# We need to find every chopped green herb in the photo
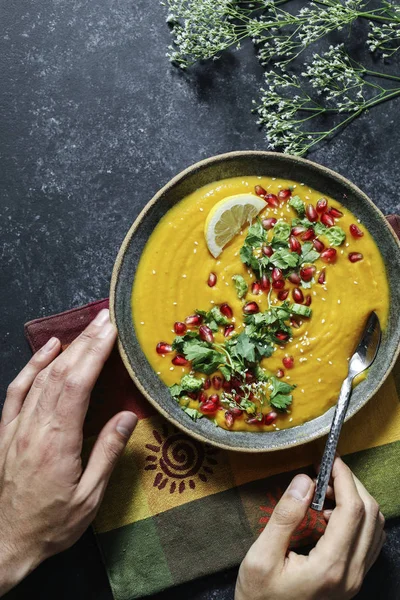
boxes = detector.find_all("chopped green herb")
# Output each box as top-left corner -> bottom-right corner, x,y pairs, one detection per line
289,195 -> 306,217
268,375 -> 295,412
183,340 -> 225,374
271,247 -> 300,269
172,330 -> 199,352
292,217 -> 313,230
272,221 -> 291,244
325,225 -> 346,246
290,303 -> 312,318
181,406 -> 204,421
300,242 -> 320,264
270,394 -> 293,411
180,374 -> 203,393
314,222 -> 328,236
232,274 -> 249,299
244,219 -> 265,247
196,306 -> 229,331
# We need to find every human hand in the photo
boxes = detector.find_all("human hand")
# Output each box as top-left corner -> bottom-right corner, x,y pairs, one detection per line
0,309 -> 137,596
235,457 -> 385,600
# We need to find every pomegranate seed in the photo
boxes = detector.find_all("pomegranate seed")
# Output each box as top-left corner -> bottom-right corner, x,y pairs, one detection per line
198,391 -> 208,403
230,407 -> 243,417
203,378 -> 211,390
174,321 -> 187,335
247,415 -> 263,425
172,355 -> 189,366
320,248 -> 337,263
290,235 -> 301,254
321,212 -> 335,228
276,331 -> 289,341
278,188 -> 292,200
200,401 -> 218,414
220,303 -> 233,318
350,224 -> 364,238
243,302 -> 259,315
262,244 -> 274,257
265,193 -> 279,207
349,252 -> 363,263
252,281 -> 261,295
207,272 -> 217,287
261,274 -> 271,291
316,198 -> 328,213
212,376 -> 222,390
291,226 -> 307,236
255,185 -> 266,197
301,229 -> 315,241
328,207 -> 343,218
262,218 -> 277,230
272,267 -> 283,281
234,393 -> 242,402
225,412 -> 234,428
306,204 -> 318,222
276,369 -> 285,378
188,391 -> 198,399
272,279 -> 285,290
292,287 -> 304,303
288,272 -> 301,284
278,289 -> 289,301
185,314 -> 202,326
231,377 -> 243,390
264,411 -> 278,426
300,265 -> 316,282
312,238 -> 325,252
282,356 -> 294,369
223,380 -> 232,392
156,342 -> 172,355
245,371 -> 255,383
304,295 -> 312,306
199,325 -> 214,344
318,269 -> 326,284
290,317 -> 300,328
224,324 -> 235,337
209,394 -> 220,405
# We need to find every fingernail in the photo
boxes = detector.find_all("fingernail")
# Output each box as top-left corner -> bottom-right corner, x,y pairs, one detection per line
116,413 -> 138,438
288,475 -> 312,500
42,337 -> 59,352
98,321 -> 116,339
93,308 -> 110,326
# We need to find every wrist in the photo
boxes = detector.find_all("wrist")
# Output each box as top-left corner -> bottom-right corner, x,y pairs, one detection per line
0,536 -> 41,596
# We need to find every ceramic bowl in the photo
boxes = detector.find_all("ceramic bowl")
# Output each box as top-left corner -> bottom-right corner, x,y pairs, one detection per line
110,151 -> 400,452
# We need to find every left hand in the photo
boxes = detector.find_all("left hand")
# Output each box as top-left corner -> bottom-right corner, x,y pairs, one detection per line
0,309 -> 138,596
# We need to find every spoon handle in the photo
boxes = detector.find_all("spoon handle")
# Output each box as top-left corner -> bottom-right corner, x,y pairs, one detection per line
311,376 -> 353,511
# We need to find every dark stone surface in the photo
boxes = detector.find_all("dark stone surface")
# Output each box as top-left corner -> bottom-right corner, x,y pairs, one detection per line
0,0 -> 399,598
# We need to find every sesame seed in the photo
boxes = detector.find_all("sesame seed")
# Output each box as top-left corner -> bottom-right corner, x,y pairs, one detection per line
210,300 -> 215,304
193,249 -> 197,253
318,378 -> 322,383
276,427 -> 280,431
300,348 -> 304,353
340,250 -> 344,255
170,367 -> 174,371
299,357 -> 307,363
182,274 -> 187,278
345,242 -> 349,247
286,376 -> 291,380
225,282 -> 229,286
301,389 -> 305,393
338,299 -> 341,304
173,302 -> 177,305
329,361 -> 333,365
321,319 -> 325,324
152,270 -> 156,274
357,218 -> 361,223
216,261 -> 221,265
194,241 -> 198,245
313,291 -> 317,296
305,195 -> 310,200
322,297 -> 326,301
317,358 -> 321,362
272,177 -> 276,181
234,252 -> 238,256
199,207 -> 204,212
354,281 -> 358,285
140,321 -> 144,325
289,417 -> 293,422
157,371 -> 161,375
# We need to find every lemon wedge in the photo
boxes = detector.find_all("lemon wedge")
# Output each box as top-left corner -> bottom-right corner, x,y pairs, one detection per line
204,193 -> 265,258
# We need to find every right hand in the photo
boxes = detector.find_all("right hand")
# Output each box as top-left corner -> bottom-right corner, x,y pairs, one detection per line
235,457 -> 385,600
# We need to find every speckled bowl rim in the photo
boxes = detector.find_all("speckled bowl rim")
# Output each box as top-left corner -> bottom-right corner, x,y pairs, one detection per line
110,151 -> 400,453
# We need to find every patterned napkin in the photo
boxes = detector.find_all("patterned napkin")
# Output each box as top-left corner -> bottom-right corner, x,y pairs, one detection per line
24,215 -> 400,600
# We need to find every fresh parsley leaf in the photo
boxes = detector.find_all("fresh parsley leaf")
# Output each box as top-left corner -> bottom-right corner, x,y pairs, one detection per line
271,248 -> 300,269
239,245 -> 259,271
196,307 -> 229,331
254,365 -> 269,382
272,221 -> 291,244
239,398 -> 257,414
232,274 -> 249,299
270,394 -> 293,411
314,222 -> 327,236
289,195 -> 305,217
290,303 -> 312,318
301,242 -> 320,264
169,384 -> 183,398
179,374 -> 203,393
181,406 -> 204,421
292,217 -> 313,229
253,340 -> 274,358
235,333 -> 256,363
325,225 -> 346,246
172,331 -> 199,352
269,376 -> 295,397
244,219 -> 265,247
183,342 -> 225,374
219,364 -> 231,381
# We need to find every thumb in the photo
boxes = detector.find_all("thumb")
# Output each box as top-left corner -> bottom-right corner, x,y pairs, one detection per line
78,411 -> 138,501
255,474 -> 314,563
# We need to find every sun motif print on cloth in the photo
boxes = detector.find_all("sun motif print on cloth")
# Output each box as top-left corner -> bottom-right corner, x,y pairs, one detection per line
144,423 -> 219,494
259,485 -> 326,547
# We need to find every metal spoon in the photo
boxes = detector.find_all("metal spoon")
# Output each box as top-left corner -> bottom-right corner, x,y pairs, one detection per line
311,311 -> 381,512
